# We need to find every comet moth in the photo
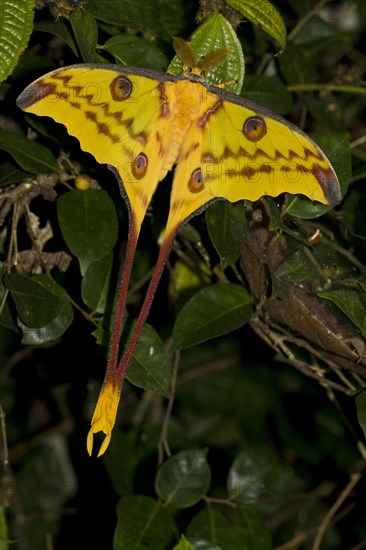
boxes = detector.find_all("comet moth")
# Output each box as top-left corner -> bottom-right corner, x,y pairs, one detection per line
17,38 -> 341,456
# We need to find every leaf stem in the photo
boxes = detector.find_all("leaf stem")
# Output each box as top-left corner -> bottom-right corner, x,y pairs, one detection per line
287,83 -> 366,95
287,0 -> 329,40
157,350 -> 180,466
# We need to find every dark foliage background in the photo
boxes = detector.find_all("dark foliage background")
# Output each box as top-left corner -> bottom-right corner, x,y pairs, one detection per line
0,0 -> 366,549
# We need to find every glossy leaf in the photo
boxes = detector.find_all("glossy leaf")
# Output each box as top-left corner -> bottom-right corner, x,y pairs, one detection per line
87,0 -> 161,30
0,0 -> 35,82
232,506 -> 271,549
57,189 -> 118,276
159,0 -> 185,36
5,273 -> 73,344
155,449 -> 211,508
186,540 -> 222,550
70,8 -> 98,62
186,498 -> 270,548
187,506 -> 270,549
206,201 -> 248,270
33,20 -> 78,56
274,249 -> 320,285
81,253 -> 113,313
113,495 -> 177,550
0,132 -> 59,174
102,427 -> 160,495
20,308 -> 72,347
186,509 -> 237,548
0,162 -> 30,187
319,287 -> 366,340
172,284 -> 253,350
6,273 -> 64,328
173,536 -> 197,550
225,0 -> 286,49
227,446 -> 294,504
168,13 -> 245,94
103,35 -> 168,70
127,323 -> 172,397
283,133 -> 350,218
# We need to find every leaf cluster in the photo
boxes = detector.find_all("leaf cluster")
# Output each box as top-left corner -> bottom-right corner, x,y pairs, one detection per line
0,1 -> 366,549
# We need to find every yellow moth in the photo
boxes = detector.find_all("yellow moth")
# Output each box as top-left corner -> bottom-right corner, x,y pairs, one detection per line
17,41 -> 340,456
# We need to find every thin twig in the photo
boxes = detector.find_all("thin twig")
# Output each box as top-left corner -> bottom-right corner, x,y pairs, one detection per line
132,391 -> 154,426
157,351 -> 180,466
177,352 -> 240,385
288,0 -> 331,40
203,495 -> 236,508
0,404 -> 9,472
313,472 -> 362,550
349,541 -> 366,550
287,83 -> 366,95
45,533 -> 54,550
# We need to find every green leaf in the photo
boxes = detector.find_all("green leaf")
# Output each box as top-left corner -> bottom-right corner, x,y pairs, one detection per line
0,0 -> 35,83
278,42 -> 312,84
242,75 -> 293,115
113,495 -> 178,550
172,284 -> 253,350
6,273 -> 63,328
305,94 -> 345,133
81,253 -> 113,313
57,189 -> 118,276
227,446 -> 294,504
283,134 -> 350,219
168,13 -> 245,94
206,201 -> 248,270
0,132 -> 59,174
102,427 -> 160,495
159,0 -> 185,36
186,540 -> 222,550
11,51 -> 54,79
168,257 -> 211,304
318,287 -> 366,340
70,8 -> 98,62
0,162 -> 30,187
225,0 -> 286,49
292,15 -> 339,50
87,0 -> 161,30
0,504 -> 8,550
356,392 -> 366,441
0,263 -> 18,332
176,366 -> 273,445
155,449 -> 211,508
16,433 -> 77,514
127,323 -> 172,397
187,509 -> 237,548
187,507 -> 271,549
5,273 -> 73,344
232,506 -> 271,549
33,20 -> 78,56
274,249 -> 320,284
103,35 -> 168,70
173,536 -> 197,550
